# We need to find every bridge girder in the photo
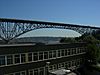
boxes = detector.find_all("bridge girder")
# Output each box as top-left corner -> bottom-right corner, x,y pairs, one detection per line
0,18 -> 100,43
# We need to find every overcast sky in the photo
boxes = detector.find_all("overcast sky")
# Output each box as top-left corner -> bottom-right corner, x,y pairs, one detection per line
0,0 -> 100,37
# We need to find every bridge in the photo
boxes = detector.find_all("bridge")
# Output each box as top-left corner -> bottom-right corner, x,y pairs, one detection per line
0,18 -> 100,43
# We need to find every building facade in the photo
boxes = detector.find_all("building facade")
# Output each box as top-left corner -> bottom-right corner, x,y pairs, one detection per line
0,43 -> 86,75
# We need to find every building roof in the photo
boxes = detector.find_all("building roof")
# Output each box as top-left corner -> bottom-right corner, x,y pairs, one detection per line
0,42 -> 86,47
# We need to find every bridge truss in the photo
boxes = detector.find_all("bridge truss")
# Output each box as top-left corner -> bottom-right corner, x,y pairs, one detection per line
0,18 -> 100,43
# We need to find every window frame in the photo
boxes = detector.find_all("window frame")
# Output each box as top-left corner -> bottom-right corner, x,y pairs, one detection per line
0,55 -> 6,66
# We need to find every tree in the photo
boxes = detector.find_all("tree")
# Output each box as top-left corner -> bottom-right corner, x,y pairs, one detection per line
60,37 -> 76,43
92,30 -> 100,40
87,44 -> 100,64
82,34 -> 100,65
82,35 -> 100,44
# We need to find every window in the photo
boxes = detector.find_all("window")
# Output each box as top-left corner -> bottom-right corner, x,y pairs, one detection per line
0,56 -> 5,66
28,53 -> 33,62
67,61 -> 71,67
57,64 -> 59,69
33,52 -> 38,61
7,55 -> 13,65
29,70 -> 33,75
72,49 -> 75,55
53,65 -> 57,70
15,72 -> 20,75
75,48 -> 78,54
80,58 -> 83,64
34,69 -> 38,75
57,50 -> 61,57
49,65 -> 53,71
44,52 -> 48,59
81,48 -> 85,52
39,67 -> 44,75
81,48 -> 84,53
52,51 -> 56,58
77,58 -> 83,65
82,48 -> 85,52
58,63 -> 61,69
77,48 -> 81,53
14,54 -> 20,64
21,71 -> 26,75
39,52 -> 43,60
65,62 -> 67,68
70,49 -> 72,55
79,48 -> 82,53
67,49 -> 70,55
65,49 -> 67,56
21,54 -> 26,63
72,60 -> 75,66
61,63 -> 65,68
49,51 -> 52,58
74,49 -> 77,54
61,50 -> 64,56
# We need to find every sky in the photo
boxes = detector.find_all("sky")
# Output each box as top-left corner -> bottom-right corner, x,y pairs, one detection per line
0,0 -> 100,37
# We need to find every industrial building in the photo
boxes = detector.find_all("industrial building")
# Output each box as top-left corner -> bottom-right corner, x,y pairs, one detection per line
0,43 -> 86,75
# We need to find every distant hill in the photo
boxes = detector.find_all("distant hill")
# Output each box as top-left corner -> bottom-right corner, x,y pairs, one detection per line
9,37 -> 62,44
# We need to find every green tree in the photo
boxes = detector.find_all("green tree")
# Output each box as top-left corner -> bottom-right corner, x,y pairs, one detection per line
75,33 -> 100,65
87,44 -> 100,64
82,35 -> 100,65
82,35 -> 99,44
60,37 -> 76,43
92,30 -> 100,40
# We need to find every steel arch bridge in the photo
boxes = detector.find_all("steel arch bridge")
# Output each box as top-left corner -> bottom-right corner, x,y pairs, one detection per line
0,18 -> 100,43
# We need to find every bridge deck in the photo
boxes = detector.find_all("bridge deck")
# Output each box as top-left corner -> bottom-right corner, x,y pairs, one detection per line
0,18 -> 100,29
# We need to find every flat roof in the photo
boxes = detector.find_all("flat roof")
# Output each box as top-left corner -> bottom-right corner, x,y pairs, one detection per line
0,42 -> 86,47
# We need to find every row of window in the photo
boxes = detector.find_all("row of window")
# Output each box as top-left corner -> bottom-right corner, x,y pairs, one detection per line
0,47 -> 86,67
28,58 -> 84,75
4,58 -> 84,75
5,71 -> 26,75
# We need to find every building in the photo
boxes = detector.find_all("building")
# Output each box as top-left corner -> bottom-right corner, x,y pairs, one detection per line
0,43 -> 86,75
